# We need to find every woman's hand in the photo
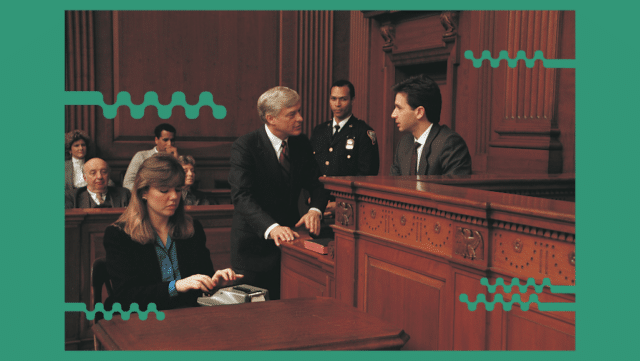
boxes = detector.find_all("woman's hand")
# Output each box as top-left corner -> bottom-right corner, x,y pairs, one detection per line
212,268 -> 244,288
175,274 -> 216,293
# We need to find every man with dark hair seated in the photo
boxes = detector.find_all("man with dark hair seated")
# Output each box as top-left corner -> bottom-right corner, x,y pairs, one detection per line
390,74 -> 472,176
123,123 -> 178,190
65,158 -> 131,209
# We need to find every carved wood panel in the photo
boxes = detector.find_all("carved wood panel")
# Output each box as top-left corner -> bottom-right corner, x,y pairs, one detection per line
491,229 -> 575,285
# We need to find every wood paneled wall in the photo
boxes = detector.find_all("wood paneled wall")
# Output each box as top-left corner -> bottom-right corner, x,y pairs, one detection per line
295,11 -> 333,136
65,11 -> 96,136
362,11 -> 574,175
65,10 -> 575,187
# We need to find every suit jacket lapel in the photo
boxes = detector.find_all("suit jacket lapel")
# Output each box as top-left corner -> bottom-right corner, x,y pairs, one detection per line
419,124 -> 441,175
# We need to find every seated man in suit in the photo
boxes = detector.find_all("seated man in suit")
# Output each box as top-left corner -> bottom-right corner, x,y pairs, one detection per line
65,158 -> 131,209
229,86 -> 329,300
123,123 -> 179,190
390,75 -> 472,176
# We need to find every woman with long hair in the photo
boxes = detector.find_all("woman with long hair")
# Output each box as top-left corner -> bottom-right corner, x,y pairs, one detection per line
103,153 -> 241,310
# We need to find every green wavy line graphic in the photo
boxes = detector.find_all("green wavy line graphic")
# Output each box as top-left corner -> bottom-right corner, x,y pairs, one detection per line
65,302 -> 165,321
480,277 -> 575,294
464,50 -> 576,68
63,91 -> 227,119
459,293 -> 540,311
458,294 -> 575,312
459,277 -> 576,312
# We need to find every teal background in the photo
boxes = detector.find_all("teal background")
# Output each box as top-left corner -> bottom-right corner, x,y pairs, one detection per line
1,0 -> 637,358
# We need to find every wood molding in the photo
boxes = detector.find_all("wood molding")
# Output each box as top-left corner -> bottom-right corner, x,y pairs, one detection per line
65,11 -> 96,136
296,10 -> 334,136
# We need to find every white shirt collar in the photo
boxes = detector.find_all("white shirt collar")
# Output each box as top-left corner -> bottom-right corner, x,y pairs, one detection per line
332,115 -> 352,133
413,124 -> 434,174
264,124 -> 287,156
414,123 -> 433,145
86,188 -> 108,205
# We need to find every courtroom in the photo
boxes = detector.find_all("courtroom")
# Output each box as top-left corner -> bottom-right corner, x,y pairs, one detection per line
65,10 -> 575,351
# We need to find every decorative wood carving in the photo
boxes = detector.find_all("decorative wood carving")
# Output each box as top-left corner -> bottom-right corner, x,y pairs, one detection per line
380,24 -> 395,52
338,202 -> 354,227
513,238 -> 523,253
328,241 -> 335,260
440,11 -> 459,41
493,232 -> 575,285
454,227 -> 484,260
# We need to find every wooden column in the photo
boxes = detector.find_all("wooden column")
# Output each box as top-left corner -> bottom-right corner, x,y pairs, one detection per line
65,11 -> 96,136
349,11 -> 371,121
295,11 -> 334,136
488,11 -> 564,174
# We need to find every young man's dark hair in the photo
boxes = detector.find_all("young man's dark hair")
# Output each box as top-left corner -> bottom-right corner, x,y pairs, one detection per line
154,123 -> 177,138
331,79 -> 355,99
392,75 -> 442,124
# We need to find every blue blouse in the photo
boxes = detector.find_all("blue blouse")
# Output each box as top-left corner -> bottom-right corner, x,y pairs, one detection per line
154,235 -> 182,297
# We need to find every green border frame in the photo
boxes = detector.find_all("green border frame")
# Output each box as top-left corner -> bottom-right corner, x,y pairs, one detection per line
2,0 -> 638,359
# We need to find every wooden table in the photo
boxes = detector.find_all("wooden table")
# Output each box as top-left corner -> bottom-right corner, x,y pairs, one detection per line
93,297 -> 409,350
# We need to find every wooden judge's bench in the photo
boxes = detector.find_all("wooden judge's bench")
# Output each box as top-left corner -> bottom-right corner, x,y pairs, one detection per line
280,174 -> 575,351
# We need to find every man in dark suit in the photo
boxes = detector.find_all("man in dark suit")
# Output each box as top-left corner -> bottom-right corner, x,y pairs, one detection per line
390,75 -> 472,176
311,79 -> 379,178
229,86 -> 328,300
65,158 -> 131,209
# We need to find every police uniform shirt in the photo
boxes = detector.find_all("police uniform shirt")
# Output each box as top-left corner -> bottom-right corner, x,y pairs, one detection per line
310,115 -> 380,177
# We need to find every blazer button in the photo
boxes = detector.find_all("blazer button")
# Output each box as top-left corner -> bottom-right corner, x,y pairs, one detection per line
329,147 -> 333,152
325,161 -> 330,165
347,155 -> 351,159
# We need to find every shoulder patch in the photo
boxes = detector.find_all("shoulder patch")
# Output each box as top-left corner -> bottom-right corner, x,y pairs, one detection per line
367,130 -> 377,145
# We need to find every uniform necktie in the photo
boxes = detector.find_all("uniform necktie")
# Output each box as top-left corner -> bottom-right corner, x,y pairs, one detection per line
332,125 -> 340,140
279,140 -> 290,177
96,192 -> 104,205
409,142 -> 420,175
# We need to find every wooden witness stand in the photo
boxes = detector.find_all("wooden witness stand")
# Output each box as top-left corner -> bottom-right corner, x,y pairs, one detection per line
67,174 -> 574,350
280,174 -> 575,350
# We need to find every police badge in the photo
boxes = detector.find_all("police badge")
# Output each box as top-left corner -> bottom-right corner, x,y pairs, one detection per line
367,130 -> 377,145
346,138 -> 355,150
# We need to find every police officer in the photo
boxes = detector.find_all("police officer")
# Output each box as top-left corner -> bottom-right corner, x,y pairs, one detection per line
311,79 -> 380,179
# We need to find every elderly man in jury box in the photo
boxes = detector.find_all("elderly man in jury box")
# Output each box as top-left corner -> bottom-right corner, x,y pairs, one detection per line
65,158 -> 131,209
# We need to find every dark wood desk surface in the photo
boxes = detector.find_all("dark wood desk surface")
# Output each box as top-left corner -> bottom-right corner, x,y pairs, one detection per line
93,297 -> 409,350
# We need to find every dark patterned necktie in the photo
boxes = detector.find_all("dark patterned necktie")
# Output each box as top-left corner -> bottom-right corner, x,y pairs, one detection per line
279,140 -> 290,177
409,142 -> 420,175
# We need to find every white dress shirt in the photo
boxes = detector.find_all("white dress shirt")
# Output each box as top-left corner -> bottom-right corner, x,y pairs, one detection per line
413,124 -> 433,174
